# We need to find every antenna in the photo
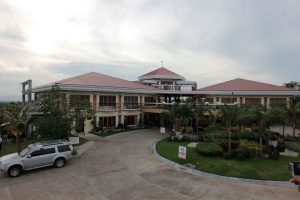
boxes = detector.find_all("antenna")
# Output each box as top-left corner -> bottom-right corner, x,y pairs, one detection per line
161,60 -> 164,68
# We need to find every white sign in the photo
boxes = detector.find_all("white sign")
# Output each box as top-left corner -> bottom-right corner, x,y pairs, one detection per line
69,137 -> 79,145
178,146 -> 186,159
160,127 -> 166,134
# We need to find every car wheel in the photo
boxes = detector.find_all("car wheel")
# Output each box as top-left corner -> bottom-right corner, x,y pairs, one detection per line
8,166 -> 22,177
54,158 -> 66,168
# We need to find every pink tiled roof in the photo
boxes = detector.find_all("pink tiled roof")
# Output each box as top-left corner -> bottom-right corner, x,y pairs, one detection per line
56,72 -> 157,90
141,67 -> 181,77
199,78 -> 293,91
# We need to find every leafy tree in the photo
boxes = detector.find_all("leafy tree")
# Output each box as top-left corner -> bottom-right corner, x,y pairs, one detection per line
35,86 -> 72,139
3,102 -> 27,153
284,81 -> 299,89
70,100 -> 93,133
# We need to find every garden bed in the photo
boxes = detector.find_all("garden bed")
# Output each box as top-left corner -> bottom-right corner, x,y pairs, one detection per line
91,127 -> 145,137
156,139 -> 300,181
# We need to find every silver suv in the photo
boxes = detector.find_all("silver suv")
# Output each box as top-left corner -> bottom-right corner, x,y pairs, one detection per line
0,140 -> 73,177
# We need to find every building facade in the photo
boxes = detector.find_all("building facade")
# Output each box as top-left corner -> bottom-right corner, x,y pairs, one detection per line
27,67 -> 300,133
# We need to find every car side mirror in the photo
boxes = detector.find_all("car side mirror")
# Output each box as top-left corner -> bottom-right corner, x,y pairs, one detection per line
27,155 -> 32,158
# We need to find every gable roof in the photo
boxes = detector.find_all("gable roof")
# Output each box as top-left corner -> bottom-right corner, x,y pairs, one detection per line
33,72 -> 159,93
55,72 -> 157,89
199,78 -> 293,91
139,67 -> 185,80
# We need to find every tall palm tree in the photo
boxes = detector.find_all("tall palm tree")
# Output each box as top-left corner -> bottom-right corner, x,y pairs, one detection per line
288,101 -> 300,137
220,105 -> 239,153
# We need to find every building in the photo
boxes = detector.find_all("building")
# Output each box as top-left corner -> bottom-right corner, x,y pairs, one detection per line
27,67 -> 300,133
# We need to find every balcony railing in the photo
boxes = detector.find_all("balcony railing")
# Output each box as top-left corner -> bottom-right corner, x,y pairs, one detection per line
99,103 -> 117,111
123,103 -> 139,110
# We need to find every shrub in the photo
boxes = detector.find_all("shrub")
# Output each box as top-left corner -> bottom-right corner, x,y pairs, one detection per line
237,153 -> 246,161
240,140 -> 260,152
172,136 -> 179,142
196,143 -> 223,157
270,150 -> 280,160
182,134 -> 198,142
184,127 -> 193,134
262,145 -> 274,156
222,152 -> 232,159
239,131 -> 260,142
276,141 -> 286,152
286,141 -> 300,152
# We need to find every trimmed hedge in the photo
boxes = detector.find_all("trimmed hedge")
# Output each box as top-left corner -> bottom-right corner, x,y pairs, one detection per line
196,143 -> 223,157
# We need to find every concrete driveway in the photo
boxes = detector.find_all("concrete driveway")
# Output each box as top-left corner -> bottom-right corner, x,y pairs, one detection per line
0,129 -> 299,200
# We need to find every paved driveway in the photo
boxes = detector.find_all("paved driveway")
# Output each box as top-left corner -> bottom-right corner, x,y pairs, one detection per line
0,129 -> 299,200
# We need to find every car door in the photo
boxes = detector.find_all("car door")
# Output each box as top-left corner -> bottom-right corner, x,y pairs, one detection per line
23,147 -> 56,169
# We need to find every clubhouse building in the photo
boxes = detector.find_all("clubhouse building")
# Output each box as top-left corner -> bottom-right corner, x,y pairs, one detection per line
25,67 -> 300,133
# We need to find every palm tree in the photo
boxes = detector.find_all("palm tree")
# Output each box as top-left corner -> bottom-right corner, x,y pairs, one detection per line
287,101 -> 300,137
263,105 -> 288,136
220,105 -> 239,153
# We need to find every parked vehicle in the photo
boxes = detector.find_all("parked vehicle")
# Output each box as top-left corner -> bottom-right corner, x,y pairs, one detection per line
0,140 -> 73,177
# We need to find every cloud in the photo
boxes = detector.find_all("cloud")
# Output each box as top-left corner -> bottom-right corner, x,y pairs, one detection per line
0,0 -> 300,101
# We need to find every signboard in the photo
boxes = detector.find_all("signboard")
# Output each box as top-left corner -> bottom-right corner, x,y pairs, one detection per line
69,137 -> 79,145
178,146 -> 186,159
160,127 -> 166,134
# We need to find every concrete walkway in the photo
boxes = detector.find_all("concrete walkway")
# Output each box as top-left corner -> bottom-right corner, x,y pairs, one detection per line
0,129 -> 299,200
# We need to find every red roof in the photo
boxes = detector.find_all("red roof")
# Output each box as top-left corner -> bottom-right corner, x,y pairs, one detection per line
56,72 -> 157,90
141,67 -> 181,77
199,78 -> 293,91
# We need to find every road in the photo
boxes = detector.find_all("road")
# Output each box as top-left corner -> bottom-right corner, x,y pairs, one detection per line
0,129 -> 298,200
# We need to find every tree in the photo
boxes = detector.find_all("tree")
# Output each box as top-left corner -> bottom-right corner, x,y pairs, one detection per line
35,86 -> 72,139
236,105 -> 263,131
220,105 -> 239,153
284,81 -> 299,89
287,101 -> 300,137
263,105 -> 288,136
3,102 -> 27,153
70,100 -> 93,133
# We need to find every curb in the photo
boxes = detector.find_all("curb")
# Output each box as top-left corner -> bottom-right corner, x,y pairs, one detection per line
152,142 -> 294,187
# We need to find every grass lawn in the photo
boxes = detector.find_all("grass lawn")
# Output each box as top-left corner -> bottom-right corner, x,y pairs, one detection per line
0,137 -> 88,157
156,140 -> 300,181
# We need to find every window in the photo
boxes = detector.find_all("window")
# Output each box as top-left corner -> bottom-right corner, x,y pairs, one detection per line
57,145 -> 71,152
245,98 -> 261,105
124,96 -> 139,109
221,98 -> 237,104
30,148 -> 55,157
124,115 -> 137,126
70,95 -> 90,106
204,98 -> 213,104
99,96 -> 116,106
99,116 -> 116,128
270,98 -> 286,106
144,96 -> 156,107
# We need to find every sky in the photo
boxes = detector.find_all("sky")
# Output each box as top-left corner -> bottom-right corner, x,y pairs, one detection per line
0,0 -> 300,101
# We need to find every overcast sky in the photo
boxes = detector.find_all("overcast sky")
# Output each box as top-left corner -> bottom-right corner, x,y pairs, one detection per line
0,0 -> 300,101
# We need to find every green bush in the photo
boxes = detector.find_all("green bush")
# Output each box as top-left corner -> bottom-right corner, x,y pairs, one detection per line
286,141 -> 300,152
237,153 -> 246,161
240,140 -> 260,152
222,152 -> 232,159
262,145 -> 274,156
270,150 -> 280,160
196,143 -> 223,157
276,141 -> 286,152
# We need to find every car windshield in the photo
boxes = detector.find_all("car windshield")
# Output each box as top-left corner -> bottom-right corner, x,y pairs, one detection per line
19,147 -> 31,157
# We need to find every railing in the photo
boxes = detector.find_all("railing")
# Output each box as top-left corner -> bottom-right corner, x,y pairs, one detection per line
123,103 -> 139,110
98,103 -> 117,111
156,85 -> 196,91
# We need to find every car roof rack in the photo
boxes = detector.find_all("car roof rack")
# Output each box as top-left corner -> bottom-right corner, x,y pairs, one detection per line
37,140 -> 67,146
